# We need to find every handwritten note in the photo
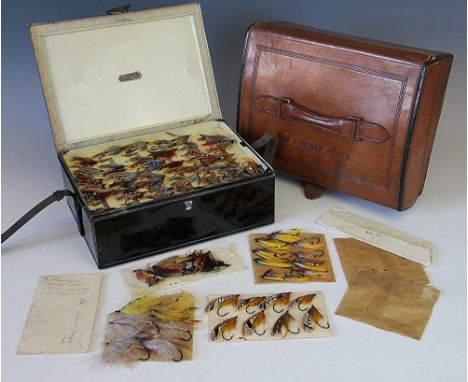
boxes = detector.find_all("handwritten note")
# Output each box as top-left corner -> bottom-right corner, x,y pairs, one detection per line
17,273 -> 104,355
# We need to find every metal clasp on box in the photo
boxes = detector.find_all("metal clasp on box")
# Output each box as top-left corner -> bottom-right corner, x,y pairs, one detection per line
184,200 -> 193,211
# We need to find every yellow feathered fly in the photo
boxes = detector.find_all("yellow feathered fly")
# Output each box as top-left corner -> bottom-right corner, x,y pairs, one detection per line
120,292 -> 195,322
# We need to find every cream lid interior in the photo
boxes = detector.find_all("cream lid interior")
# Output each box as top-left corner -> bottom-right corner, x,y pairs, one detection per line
30,4 -> 221,152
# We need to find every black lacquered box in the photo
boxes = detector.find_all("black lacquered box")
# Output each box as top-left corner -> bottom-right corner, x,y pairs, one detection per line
30,3 -> 275,268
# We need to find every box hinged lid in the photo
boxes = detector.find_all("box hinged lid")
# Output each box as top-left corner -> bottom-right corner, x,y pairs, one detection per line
30,3 -> 221,152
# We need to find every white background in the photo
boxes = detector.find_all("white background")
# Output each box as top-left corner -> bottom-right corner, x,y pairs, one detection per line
2,0 -> 466,381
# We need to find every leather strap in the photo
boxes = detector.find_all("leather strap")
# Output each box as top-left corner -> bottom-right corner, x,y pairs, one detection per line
1,189 -> 84,244
250,133 -> 278,164
255,95 -> 390,143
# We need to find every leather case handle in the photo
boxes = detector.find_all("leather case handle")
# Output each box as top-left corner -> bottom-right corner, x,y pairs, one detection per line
255,95 -> 390,143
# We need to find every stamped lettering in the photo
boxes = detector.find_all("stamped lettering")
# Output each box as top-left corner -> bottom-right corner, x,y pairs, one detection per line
285,137 -> 350,161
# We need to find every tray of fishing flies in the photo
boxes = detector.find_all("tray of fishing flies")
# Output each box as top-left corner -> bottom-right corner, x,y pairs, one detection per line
103,292 -> 197,363
206,292 -> 332,342
249,229 -> 335,283
29,4 -> 275,268
122,244 -> 244,297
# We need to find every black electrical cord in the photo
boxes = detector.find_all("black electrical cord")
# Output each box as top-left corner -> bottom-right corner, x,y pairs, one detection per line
1,190 -> 78,244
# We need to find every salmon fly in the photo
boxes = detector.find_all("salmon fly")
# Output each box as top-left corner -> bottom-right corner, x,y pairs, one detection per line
74,174 -> 104,187
82,188 -> 112,203
295,268 -> 331,279
94,145 -> 124,161
240,160 -> 264,176
200,173 -> 222,187
73,167 -> 105,177
141,339 -> 184,362
117,190 -> 146,204
292,259 -> 328,273
290,294 -> 317,311
170,174 -> 199,193
108,313 -> 193,342
154,321 -> 193,342
236,296 -> 266,314
292,255 -> 325,265
261,270 -> 289,283
255,239 -> 290,253
134,249 -> 230,287
260,270 -> 306,283
148,148 -> 177,159
270,229 -> 302,243
255,258 -> 292,269
71,156 -> 97,167
198,134 -> 234,150
183,142 -> 201,155
108,313 -> 155,331
160,160 -> 184,170
123,141 -> 147,156
102,163 -> 126,175
303,304 -> 330,330
187,250 -> 229,273
107,316 -> 153,340
191,152 -> 234,166
242,310 -> 267,336
169,174 -> 198,186
210,316 -> 237,341
215,165 -> 246,182
143,160 -> 164,171
108,171 -> 139,181
291,250 -> 324,258
103,337 -> 151,362
120,293 -> 195,320
128,152 -> 161,166
271,311 -> 300,337
168,165 -> 202,175
259,292 -> 291,313
205,294 -> 240,317
135,176 -> 165,192
151,134 -> 190,150
291,239 -> 324,250
254,249 -> 287,261
283,273 -> 316,283
109,177 -> 139,190
147,186 -> 174,199
134,269 -> 161,286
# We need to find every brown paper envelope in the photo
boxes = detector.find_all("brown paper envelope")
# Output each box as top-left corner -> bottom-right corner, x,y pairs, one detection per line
335,269 -> 440,340
334,238 -> 429,286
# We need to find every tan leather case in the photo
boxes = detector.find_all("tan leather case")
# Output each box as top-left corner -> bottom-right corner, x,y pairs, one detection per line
238,21 -> 453,210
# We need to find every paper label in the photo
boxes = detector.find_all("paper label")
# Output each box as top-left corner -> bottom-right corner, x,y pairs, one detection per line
17,273 -> 104,355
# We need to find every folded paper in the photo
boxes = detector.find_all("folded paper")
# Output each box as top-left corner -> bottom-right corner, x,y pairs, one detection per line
334,238 -> 429,285
17,273 -> 104,355
318,208 -> 433,266
335,269 -> 440,340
